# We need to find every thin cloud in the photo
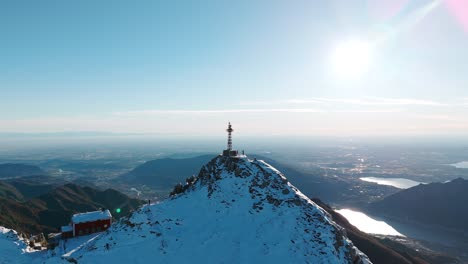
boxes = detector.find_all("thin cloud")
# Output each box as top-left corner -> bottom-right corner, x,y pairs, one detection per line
240,97 -> 448,107
413,114 -> 468,122
113,108 -> 324,116
375,98 -> 447,106
287,97 -> 448,106
237,100 -> 284,106
114,96 -> 455,118
113,107 -> 402,116
336,108 -> 403,113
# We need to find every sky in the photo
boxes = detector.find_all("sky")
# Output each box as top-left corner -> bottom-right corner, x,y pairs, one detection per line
2,0 -> 468,137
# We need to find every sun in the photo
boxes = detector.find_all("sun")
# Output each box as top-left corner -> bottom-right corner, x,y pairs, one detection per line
331,39 -> 373,79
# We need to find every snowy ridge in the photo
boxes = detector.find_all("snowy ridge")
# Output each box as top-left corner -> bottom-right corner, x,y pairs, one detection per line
1,155 -> 371,263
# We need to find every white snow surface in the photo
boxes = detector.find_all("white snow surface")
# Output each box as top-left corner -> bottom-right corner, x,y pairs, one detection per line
0,155 -> 371,264
0,226 -> 43,263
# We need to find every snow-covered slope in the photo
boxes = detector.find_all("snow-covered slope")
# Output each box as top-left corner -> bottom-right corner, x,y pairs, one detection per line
1,155 -> 371,263
0,226 -> 39,264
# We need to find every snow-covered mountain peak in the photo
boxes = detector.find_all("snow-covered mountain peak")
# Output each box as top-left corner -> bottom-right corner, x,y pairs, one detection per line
3,155 -> 371,263
58,155 -> 370,263
183,155 -> 327,213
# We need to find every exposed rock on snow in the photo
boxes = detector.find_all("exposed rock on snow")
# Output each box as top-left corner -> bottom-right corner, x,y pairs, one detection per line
0,226 -> 40,263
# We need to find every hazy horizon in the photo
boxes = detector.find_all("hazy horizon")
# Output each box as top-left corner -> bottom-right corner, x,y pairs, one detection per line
2,131 -> 468,153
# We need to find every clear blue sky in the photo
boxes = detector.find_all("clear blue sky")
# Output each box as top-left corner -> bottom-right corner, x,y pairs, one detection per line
2,0 -> 468,137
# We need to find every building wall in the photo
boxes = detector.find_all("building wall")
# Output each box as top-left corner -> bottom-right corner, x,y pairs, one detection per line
61,231 -> 73,239
73,219 -> 111,237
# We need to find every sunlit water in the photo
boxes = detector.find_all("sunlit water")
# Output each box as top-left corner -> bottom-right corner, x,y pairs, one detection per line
336,209 -> 404,236
451,161 -> 468,169
360,177 -> 422,189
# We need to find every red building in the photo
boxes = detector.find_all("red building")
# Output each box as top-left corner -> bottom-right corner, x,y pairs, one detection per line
61,209 -> 112,238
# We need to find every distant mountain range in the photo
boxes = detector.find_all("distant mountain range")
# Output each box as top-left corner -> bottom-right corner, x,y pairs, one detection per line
369,178 -> 468,231
117,154 -> 334,199
0,175 -> 66,201
119,155 -> 214,189
118,154 -> 396,206
0,178 -> 144,234
0,163 -> 45,179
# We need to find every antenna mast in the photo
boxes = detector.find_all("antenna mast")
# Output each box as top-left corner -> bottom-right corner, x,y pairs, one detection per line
226,122 -> 233,150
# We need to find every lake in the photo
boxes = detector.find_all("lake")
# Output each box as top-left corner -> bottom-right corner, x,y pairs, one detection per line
451,161 -> 468,169
335,209 -> 404,236
360,177 -> 422,189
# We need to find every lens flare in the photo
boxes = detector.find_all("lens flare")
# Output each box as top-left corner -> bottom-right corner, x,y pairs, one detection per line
368,0 -> 410,21
445,0 -> 468,32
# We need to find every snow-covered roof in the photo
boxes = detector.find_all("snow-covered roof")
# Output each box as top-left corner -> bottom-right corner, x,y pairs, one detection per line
61,226 -> 73,233
72,210 -> 112,224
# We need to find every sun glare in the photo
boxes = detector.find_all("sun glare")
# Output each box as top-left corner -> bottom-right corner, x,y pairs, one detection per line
331,39 -> 373,79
